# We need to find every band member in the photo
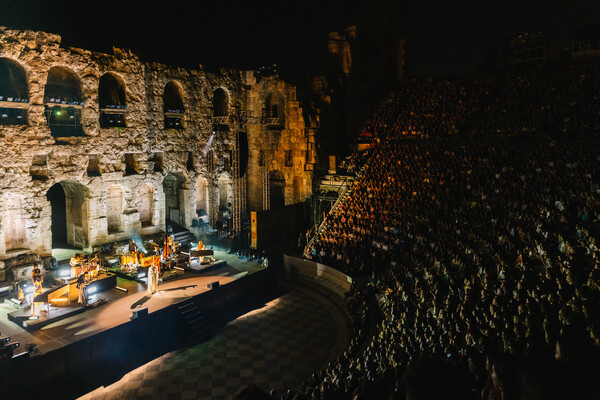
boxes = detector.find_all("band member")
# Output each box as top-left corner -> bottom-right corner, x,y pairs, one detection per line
76,273 -> 88,307
147,262 -> 160,294
128,239 -> 138,254
163,235 -> 174,259
31,264 -> 43,316
197,240 -> 206,262
70,253 -> 84,278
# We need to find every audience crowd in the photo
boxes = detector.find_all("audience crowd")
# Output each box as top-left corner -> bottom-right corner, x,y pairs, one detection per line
359,62 -> 600,140
239,62 -> 600,399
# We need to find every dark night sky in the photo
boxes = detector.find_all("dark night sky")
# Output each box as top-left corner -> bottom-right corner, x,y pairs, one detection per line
0,0 -> 599,79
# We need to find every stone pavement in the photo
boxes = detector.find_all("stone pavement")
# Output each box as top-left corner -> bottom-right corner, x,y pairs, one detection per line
79,284 -> 351,400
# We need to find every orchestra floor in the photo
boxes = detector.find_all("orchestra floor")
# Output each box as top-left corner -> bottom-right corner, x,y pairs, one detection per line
78,283 -> 352,400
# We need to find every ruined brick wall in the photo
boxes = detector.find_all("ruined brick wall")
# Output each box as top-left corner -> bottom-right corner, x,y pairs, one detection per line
0,27 -> 313,278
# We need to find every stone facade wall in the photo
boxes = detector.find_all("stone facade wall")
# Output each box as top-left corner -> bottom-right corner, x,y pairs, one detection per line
0,27 -> 314,277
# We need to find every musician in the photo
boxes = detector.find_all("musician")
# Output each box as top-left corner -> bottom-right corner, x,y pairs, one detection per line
70,253 -> 84,278
163,235 -> 174,259
147,263 -> 160,294
31,264 -> 43,316
197,240 -> 206,262
128,239 -> 138,254
76,273 -> 88,307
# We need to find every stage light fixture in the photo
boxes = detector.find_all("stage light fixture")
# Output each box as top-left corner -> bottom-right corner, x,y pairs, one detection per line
87,286 -> 97,294
1,112 -> 8,119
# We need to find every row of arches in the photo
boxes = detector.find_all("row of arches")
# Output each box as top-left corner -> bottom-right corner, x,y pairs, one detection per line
0,57 -> 232,134
2,170 -> 302,253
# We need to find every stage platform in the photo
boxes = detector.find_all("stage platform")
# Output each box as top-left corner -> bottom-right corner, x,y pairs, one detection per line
0,247 -> 266,356
6,272 -> 117,331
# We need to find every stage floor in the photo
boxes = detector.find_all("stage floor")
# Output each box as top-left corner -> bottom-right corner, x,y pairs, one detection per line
0,249 -> 266,355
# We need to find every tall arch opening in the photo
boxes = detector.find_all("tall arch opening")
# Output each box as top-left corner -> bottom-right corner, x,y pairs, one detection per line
269,170 -> 286,209
213,88 -> 229,117
138,184 -> 154,227
98,72 -> 126,128
46,181 -> 89,249
0,57 -> 28,125
3,195 -> 28,252
44,66 -> 84,137
164,81 -> 185,129
217,174 -> 232,229
106,185 -> 123,234
163,173 -> 186,228
195,177 -> 209,219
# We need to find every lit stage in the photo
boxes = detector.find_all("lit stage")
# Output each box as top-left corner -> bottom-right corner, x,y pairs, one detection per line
0,247 -> 266,354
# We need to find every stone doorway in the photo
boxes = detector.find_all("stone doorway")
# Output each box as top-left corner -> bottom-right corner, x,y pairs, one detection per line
46,181 -> 89,249
163,173 -> 185,228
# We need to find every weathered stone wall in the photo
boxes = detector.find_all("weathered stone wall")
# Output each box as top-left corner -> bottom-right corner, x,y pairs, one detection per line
0,27 -> 313,276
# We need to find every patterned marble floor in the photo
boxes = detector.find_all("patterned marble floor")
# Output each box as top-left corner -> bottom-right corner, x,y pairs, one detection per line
79,285 -> 350,400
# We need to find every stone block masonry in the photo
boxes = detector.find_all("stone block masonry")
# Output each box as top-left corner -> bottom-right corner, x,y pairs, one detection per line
0,27 -> 315,280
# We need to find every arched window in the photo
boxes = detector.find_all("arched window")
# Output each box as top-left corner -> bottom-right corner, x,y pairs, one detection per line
3,195 -> 28,252
99,73 -> 126,128
44,66 -> 84,137
213,88 -> 229,117
164,81 -> 185,129
265,93 -> 284,130
0,58 -> 28,125
106,185 -> 123,234
138,184 -> 154,227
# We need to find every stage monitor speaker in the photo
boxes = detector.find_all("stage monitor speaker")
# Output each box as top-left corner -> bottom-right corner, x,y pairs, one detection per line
207,281 -> 220,290
131,307 -> 148,320
102,243 -> 110,253
49,257 -> 58,270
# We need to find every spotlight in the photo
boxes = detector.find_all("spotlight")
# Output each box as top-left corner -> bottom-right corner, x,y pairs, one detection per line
1,113 -> 8,119
67,108 -> 75,120
87,286 -> 97,294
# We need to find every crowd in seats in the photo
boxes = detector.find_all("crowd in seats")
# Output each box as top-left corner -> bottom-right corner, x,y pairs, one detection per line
359,62 -> 600,140
291,62 -> 600,399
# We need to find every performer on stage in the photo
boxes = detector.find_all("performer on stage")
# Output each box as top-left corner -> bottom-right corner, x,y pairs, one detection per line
31,264 -> 43,316
76,273 -> 88,307
163,235 -> 176,260
197,240 -> 206,262
70,253 -> 84,278
147,261 -> 160,294
128,239 -> 138,254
